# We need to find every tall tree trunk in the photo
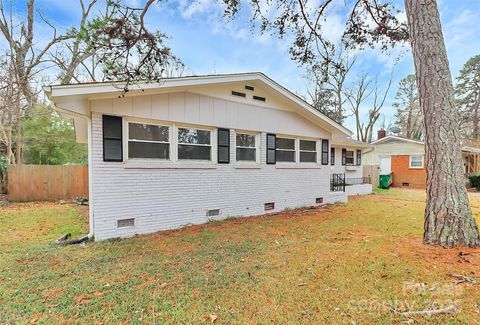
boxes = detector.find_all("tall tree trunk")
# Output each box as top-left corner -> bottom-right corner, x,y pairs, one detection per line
405,0 -> 480,247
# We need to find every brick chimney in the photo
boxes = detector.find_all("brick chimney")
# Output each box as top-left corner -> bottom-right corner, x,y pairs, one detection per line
377,129 -> 386,140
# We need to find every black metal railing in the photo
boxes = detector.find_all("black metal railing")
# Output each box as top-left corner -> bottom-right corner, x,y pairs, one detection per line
345,177 -> 371,186
330,173 -> 345,192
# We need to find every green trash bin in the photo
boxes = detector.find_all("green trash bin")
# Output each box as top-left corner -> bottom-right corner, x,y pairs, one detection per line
379,174 -> 391,189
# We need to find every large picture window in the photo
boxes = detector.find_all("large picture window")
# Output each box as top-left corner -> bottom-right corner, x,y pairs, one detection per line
276,137 -> 296,162
178,127 -> 211,160
299,140 -> 316,163
236,133 -> 257,162
128,123 -> 170,159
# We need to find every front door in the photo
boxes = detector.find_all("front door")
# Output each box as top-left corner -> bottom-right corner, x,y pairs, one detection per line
379,156 -> 392,175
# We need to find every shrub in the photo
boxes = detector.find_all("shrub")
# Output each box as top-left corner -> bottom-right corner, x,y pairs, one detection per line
468,174 -> 480,190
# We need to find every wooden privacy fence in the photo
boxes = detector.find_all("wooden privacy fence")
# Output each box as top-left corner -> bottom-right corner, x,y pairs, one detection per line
363,165 -> 380,189
8,165 -> 88,202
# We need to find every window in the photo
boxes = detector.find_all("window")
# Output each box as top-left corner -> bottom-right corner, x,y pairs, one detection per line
267,134 -> 276,164
218,129 -> 230,163
321,139 -> 329,165
103,115 -> 123,162
128,122 -> 169,159
236,133 -> 257,162
409,155 -> 424,168
346,150 -> 354,165
232,91 -> 246,98
330,147 -> 335,165
245,85 -> 254,91
276,137 -> 296,162
300,140 -> 316,163
178,128 -> 211,160
356,150 -> 362,166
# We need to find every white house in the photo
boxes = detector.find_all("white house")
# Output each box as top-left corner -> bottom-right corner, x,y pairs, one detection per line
44,73 -> 371,240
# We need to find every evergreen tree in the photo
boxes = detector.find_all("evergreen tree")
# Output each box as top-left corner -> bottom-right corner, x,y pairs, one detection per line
393,74 -> 423,140
455,55 -> 480,141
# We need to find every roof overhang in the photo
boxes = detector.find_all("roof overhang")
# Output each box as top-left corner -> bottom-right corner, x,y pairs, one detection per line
43,72 -> 352,141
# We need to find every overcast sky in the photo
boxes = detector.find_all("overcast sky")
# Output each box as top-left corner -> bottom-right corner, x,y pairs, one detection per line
7,0 -> 480,136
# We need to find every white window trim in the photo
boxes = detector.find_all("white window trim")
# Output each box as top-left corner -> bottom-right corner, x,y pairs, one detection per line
124,119 -> 173,161
275,135 -> 297,164
345,150 -> 355,166
123,118 -> 216,166
234,130 -> 261,165
409,155 -> 424,169
176,124 -> 215,163
299,138 -> 318,164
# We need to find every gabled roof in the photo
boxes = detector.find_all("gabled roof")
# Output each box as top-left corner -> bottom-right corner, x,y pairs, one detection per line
370,135 -> 480,154
370,135 -> 424,146
43,72 -> 352,136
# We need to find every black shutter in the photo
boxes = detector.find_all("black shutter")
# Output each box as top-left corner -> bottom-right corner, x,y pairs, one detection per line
342,148 -> 346,166
330,147 -> 335,165
266,133 -> 276,164
356,149 -> 362,166
218,128 -> 230,163
103,115 -> 123,162
321,139 -> 329,165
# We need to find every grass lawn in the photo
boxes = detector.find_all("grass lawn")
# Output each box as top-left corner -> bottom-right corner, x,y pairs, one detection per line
1,189 -> 480,323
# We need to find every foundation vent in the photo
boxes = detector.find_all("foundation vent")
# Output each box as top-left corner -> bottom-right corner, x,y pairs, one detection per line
117,218 -> 135,228
206,209 -> 220,217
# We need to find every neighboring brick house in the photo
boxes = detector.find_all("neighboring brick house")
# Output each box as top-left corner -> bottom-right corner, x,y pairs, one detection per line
44,73 -> 371,240
364,132 -> 480,189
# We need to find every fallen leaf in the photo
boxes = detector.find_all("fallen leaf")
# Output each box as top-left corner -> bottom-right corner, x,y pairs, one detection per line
209,314 -> 218,323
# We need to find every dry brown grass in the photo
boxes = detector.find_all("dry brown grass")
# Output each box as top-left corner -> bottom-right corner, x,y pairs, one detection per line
1,189 -> 480,323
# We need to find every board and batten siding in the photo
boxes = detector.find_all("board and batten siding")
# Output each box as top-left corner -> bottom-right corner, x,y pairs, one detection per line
90,93 -> 352,240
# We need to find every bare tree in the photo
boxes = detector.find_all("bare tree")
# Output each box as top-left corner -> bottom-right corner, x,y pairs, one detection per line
305,52 -> 355,124
346,73 -> 392,142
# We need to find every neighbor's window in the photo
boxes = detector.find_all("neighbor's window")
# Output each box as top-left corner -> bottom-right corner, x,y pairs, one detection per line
178,127 -> 211,160
276,137 -> 296,162
409,155 -> 424,168
299,140 -> 316,163
346,150 -> 354,166
236,133 -> 257,162
128,122 -> 170,159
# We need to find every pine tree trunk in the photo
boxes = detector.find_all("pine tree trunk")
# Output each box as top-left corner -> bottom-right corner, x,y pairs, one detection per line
405,0 -> 480,247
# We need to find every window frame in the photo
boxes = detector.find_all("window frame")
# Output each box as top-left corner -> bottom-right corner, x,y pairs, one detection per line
235,130 -> 260,164
176,125 -> 214,162
123,118 -> 216,164
345,150 -> 355,166
409,155 -> 424,169
299,139 -> 317,163
126,121 -> 171,161
275,136 -> 297,163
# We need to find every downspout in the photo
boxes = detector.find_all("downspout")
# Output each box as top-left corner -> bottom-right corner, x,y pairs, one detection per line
86,114 -> 94,239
